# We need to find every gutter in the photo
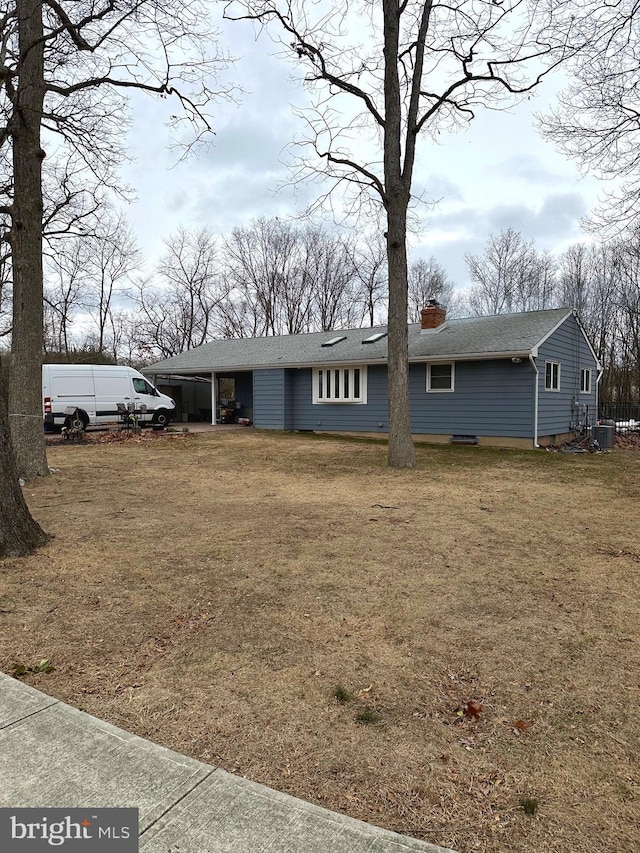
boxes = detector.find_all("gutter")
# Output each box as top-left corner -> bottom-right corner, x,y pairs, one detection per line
144,351 -> 534,376
529,354 -> 539,448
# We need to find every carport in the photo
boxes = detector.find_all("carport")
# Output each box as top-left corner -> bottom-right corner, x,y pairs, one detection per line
144,370 -> 254,425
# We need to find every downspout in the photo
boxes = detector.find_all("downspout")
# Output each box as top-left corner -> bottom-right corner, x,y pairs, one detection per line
529,355 -> 539,448
596,365 -> 604,425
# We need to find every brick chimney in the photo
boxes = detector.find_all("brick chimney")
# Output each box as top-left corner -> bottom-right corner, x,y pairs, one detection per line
420,299 -> 446,330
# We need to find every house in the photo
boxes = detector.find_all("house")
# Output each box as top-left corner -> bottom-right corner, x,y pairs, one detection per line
143,304 -> 601,449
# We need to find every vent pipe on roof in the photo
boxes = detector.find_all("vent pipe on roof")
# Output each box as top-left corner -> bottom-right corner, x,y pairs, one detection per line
420,299 -> 446,330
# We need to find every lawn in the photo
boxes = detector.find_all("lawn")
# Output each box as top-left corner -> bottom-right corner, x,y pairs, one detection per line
1,430 -> 639,853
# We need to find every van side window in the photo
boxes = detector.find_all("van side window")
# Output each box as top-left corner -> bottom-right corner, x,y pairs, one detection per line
133,378 -> 158,396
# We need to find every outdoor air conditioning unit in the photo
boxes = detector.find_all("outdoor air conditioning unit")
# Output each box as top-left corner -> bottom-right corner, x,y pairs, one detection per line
591,425 -> 614,449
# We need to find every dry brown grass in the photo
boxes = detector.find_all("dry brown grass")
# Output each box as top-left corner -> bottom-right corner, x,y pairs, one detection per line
1,429 -> 639,853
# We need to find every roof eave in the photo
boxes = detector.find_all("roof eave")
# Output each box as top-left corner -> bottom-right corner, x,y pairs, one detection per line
146,351 -> 535,374
408,350 -> 532,362
144,357 -> 390,374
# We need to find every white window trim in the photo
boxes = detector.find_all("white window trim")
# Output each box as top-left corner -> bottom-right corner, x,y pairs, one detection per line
312,365 -> 367,404
580,367 -> 592,394
545,360 -> 561,391
427,361 -> 455,393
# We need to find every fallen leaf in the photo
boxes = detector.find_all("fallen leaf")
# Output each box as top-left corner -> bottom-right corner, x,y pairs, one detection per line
463,700 -> 483,720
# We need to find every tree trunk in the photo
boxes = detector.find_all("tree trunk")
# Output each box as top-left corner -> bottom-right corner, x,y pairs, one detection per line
383,0 -> 415,468
386,199 -> 415,468
0,367 -> 49,557
9,0 -> 48,480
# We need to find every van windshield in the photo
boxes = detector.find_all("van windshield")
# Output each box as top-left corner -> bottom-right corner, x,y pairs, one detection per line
133,377 -> 158,396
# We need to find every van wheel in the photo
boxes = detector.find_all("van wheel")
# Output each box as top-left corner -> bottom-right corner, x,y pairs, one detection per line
153,409 -> 170,429
69,411 -> 88,431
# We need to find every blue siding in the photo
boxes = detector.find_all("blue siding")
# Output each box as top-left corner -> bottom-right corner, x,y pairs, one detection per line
253,369 -> 286,429
251,315 -> 598,440
284,371 -> 295,430
289,365 -> 389,432
282,361 -> 534,437
536,315 -> 598,437
409,359 -> 534,437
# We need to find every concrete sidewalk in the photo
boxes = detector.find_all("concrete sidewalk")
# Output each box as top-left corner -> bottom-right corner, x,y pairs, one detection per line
0,672 -> 458,852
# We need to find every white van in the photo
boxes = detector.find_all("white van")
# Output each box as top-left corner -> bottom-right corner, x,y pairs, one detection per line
43,364 -> 176,431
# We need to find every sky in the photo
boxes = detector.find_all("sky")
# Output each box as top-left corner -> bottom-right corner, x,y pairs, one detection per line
118,12 -> 606,294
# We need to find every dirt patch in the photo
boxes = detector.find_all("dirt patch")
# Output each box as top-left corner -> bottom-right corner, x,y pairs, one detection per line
1,432 -> 639,853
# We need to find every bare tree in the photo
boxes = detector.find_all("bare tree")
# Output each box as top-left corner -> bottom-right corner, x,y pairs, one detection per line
0,367 -> 48,557
42,209 -> 140,358
3,1 -> 231,479
608,235 -> 640,399
0,240 -> 12,340
558,243 -> 592,319
132,226 -> 226,358
407,257 -> 454,323
223,218 -> 373,335
43,236 -> 88,356
558,240 -> 623,398
225,0 -> 582,467
353,235 -> 388,327
224,217 -> 308,335
301,225 -> 358,331
465,228 -> 556,315
212,294 -> 261,340
540,0 -> 640,231
85,211 -> 142,355
0,1 -> 231,552
4,0 -> 47,481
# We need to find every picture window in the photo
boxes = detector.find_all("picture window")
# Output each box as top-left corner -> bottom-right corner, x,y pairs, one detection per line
313,366 -> 366,403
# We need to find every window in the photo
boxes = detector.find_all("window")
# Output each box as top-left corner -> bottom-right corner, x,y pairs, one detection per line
545,361 -> 560,391
427,362 -> 454,392
362,332 -> 387,344
321,335 -> 347,348
313,366 -> 366,403
133,377 -> 158,396
580,368 -> 592,394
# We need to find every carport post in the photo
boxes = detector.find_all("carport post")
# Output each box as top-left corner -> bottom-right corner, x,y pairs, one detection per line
211,372 -> 217,425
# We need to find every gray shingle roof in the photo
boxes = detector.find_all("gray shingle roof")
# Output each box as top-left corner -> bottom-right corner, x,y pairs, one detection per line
144,307 -> 573,375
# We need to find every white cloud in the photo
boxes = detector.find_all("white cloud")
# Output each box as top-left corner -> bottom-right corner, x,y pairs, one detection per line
117,19 -> 608,289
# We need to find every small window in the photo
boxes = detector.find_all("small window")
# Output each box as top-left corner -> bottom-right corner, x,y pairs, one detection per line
362,332 -> 387,344
313,366 -> 366,403
427,362 -> 454,392
580,368 -> 592,394
321,335 -> 347,348
545,361 -> 560,391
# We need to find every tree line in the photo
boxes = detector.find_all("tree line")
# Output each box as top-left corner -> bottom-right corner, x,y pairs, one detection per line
4,215 -> 639,402
462,228 -> 640,402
